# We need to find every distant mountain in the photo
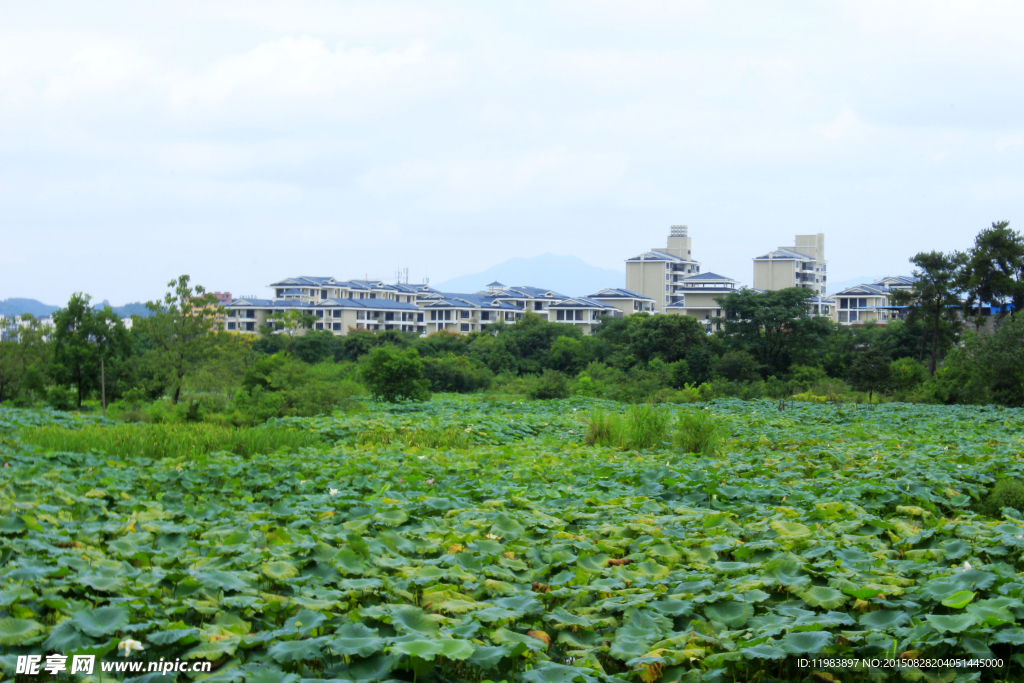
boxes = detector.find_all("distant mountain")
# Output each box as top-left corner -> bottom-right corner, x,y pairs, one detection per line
0,298 -> 154,319
434,253 -> 625,298
94,300 -> 154,318
0,298 -> 59,318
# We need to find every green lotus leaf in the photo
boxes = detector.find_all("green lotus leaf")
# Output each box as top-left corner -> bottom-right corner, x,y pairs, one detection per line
859,610 -> 910,629
993,627 -> 1024,645
771,519 -> 812,538
245,667 -> 299,683
328,623 -> 385,657
520,662 -> 600,683
184,636 -> 240,660
391,636 -> 445,660
489,513 -> 526,540
797,586 -> 848,609
941,590 -> 976,609
194,570 -> 253,593
780,630 -> 833,655
261,561 -> 298,580
925,614 -> 977,634
391,606 -> 441,634
42,621 -> 100,653
966,598 -> 1017,627
439,639 -> 476,660
70,606 -> 130,637
0,618 -> 44,645
741,643 -> 787,660
146,628 -> 200,646
467,644 -> 512,669
703,601 -> 751,629
267,636 -> 327,663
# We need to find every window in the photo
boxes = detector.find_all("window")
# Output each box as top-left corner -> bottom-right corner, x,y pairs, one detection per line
333,323 -> 341,331
556,310 -> 565,321
333,310 -> 341,318
480,311 -> 490,321
370,293 -> 376,299
244,322 -> 255,331
430,311 -> 437,321
316,310 -> 324,318
245,310 -> 255,319
315,323 -> 323,330
461,323 -> 469,332
417,313 -> 424,322
385,312 -> 394,321
227,322 -> 236,330
444,310 -> 452,321
534,302 -> 543,310
858,298 -> 867,308
461,310 -> 469,318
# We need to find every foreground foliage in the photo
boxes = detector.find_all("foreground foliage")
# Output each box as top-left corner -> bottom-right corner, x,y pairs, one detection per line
0,399 -> 1023,682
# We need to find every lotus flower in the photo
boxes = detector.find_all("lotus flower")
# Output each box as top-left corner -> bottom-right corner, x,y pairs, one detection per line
963,561 -> 972,571
118,639 -> 145,657
329,488 -> 340,496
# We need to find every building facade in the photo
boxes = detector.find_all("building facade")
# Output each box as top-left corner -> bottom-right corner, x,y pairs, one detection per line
753,233 -> 827,296
625,225 -> 702,313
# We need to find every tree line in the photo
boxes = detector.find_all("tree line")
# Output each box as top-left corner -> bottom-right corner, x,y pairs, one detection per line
1,222 -> 1022,420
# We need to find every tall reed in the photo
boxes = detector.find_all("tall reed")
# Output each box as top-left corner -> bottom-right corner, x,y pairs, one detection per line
18,423 -> 323,460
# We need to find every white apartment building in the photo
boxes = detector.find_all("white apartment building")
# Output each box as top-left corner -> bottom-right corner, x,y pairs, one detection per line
831,276 -> 914,326
752,233 -> 827,296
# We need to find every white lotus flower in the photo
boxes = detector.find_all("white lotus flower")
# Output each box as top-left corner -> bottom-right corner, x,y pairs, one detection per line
119,639 -> 145,657
963,561 -> 972,571
328,488 -> 340,496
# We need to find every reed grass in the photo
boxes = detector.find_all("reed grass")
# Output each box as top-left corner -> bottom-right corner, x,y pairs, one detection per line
357,426 -> 472,449
18,423 -> 324,460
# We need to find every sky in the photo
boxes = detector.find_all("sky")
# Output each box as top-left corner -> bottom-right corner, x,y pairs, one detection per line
3,1 -> 1024,305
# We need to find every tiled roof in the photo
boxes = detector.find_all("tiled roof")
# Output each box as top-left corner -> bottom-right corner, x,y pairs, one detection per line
753,248 -> 815,261
589,287 -> 654,300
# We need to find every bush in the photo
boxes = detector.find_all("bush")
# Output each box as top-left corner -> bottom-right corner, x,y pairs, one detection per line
46,386 -> 75,411
362,347 -> 430,403
526,370 -> 571,400
713,352 -> 761,382
422,355 -> 494,393
788,365 -> 828,393
889,357 -> 928,398
978,478 -> 1024,518
674,408 -> 727,455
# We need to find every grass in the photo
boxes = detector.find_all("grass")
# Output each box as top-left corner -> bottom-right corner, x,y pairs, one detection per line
584,404 -> 726,454
357,425 -> 473,449
674,407 -> 728,456
18,423 -> 325,460
584,403 -> 673,450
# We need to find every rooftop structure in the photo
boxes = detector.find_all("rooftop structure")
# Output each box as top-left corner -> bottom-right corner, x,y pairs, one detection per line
753,233 -> 827,296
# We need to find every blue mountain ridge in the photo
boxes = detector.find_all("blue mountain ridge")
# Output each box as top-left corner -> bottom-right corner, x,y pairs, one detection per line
433,253 -> 625,298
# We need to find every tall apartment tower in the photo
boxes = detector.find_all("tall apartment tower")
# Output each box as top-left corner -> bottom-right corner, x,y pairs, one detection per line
752,233 -> 827,296
625,225 -> 702,313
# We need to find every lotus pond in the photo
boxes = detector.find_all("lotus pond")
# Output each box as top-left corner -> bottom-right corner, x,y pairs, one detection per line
1,398 -> 1023,682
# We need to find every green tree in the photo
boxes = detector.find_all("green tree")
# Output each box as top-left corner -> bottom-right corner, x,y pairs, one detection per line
891,251 -> 965,375
713,351 -> 761,382
961,221 -> 1024,324
627,314 -> 706,364
271,309 -> 317,345
51,294 -> 130,407
716,288 -> 831,374
846,347 -> 891,403
0,315 -> 50,404
362,346 -> 430,402
140,275 -> 222,404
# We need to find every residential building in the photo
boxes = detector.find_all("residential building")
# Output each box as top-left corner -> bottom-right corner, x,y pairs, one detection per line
830,276 -> 914,326
588,288 -> 657,316
417,292 -> 524,334
224,297 -> 427,335
664,272 -> 742,331
480,283 -> 568,321
547,297 -> 620,335
753,233 -> 827,296
625,225 -> 702,313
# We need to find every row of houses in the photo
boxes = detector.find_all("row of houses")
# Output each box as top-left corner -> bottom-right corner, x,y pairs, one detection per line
220,227 -> 922,339
224,278 -> 659,337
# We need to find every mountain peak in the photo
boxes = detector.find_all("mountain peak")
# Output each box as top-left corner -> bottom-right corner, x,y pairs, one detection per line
434,254 -> 624,297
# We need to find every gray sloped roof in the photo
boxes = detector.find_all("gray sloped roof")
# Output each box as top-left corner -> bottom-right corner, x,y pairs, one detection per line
589,287 -> 654,300
548,297 -> 616,309
753,248 -> 815,261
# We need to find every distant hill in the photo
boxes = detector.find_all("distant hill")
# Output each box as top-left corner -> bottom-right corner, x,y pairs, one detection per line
434,253 -> 625,298
0,298 -> 154,319
0,298 -> 59,318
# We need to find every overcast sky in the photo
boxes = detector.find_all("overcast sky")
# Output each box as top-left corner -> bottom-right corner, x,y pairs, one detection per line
3,1 -> 1023,304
